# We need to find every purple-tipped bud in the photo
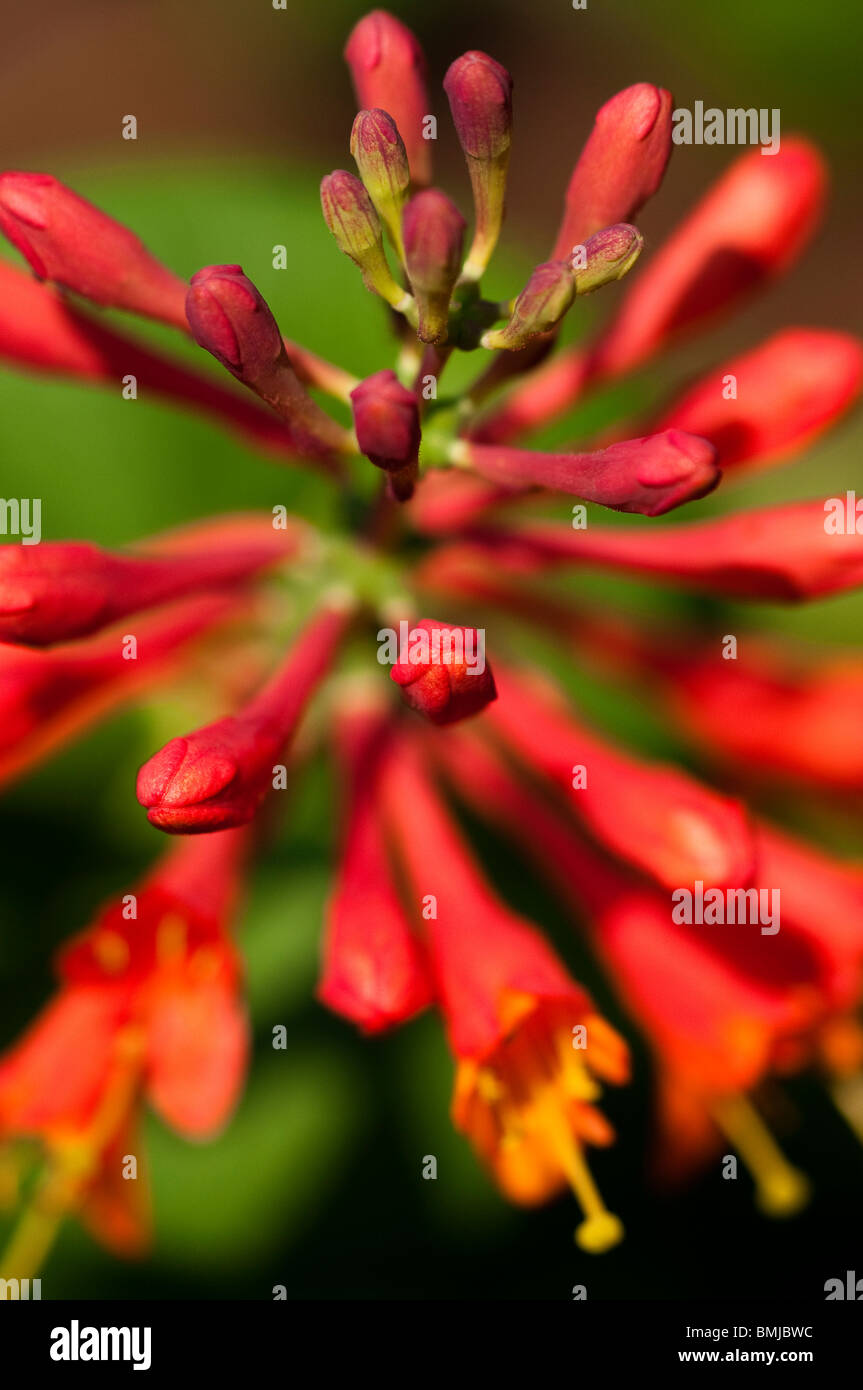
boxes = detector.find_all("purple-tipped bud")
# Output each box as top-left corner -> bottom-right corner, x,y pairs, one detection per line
320,170 -> 410,311
350,109 -> 410,258
402,190 -> 466,344
186,265 -> 350,466
350,369 -> 421,474
443,52 -> 513,281
571,224 -> 644,295
344,11 -> 432,187
482,260 -> 576,351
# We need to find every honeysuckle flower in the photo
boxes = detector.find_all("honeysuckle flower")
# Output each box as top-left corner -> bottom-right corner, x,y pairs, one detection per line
0,593 -> 245,791
389,617 -> 496,725
379,733 -> 629,1252
318,693 -> 433,1031
137,599 -> 352,832
0,7 -> 862,1274
0,513 -> 302,647
0,831 -> 248,1267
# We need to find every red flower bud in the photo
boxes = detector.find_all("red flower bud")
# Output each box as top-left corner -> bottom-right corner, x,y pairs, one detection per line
552,84 -> 673,259
0,172 -> 188,328
350,369 -> 420,476
402,189 -> 466,343
345,11 -> 432,186
454,428 -> 718,515
656,328 -> 863,472
318,699 -> 433,1032
444,51 -> 513,279
0,513 -> 300,647
320,171 -> 410,311
137,603 -> 351,832
389,618 -> 496,725
481,260 -> 576,351
187,265 -> 350,464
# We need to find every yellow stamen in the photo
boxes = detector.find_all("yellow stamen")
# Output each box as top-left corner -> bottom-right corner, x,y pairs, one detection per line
0,1196 -> 62,1282
533,1086 -> 624,1254
156,914 -> 187,964
712,1093 -> 810,1218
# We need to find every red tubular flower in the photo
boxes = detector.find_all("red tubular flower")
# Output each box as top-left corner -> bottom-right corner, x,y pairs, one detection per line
186,265 -> 351,467
137,601 -> 352,832
0,513 -> 302,647
0,830 -> 249,1255
0,260 -> 324,459
0,172 -> 188,328
345,10 -> 432,187
469,498 -> 863,601
552,84 -> 673,259
654,328 -> 863,472
443,51 -> 513,281
378,734 -> 628,1250
452,427 -> 718,514
318,696 -> 433,1032
389,618 -> 496,725
402,189 -> 466,343
350,368 -> 420,499
486,664 -> 754,891
0,593 -> 243,791
478,138 -> 826,444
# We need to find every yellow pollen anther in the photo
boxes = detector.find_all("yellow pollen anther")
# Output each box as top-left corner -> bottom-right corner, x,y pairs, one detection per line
156,913 -> 188,964
534,1087 -> 624,1254
93,930 -> 129,973
712,1093 -> 811,1219
830,1074 -> 863,1146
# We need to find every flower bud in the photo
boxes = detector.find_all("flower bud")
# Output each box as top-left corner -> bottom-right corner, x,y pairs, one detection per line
187,265 -> 350,464
320,171 -> 411,312
0,171 -> 189,328
390,619 -> 496,725
350,369 -> 420,480
350,109 -> 410,258
571,224 -> 644,295
444,51 -> 513,280
481,260 -> 576,351
344,11 -> 432,186
402,190 -> 466,343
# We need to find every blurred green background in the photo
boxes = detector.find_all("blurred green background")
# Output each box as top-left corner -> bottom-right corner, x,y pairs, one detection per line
0,0 -> 862,1300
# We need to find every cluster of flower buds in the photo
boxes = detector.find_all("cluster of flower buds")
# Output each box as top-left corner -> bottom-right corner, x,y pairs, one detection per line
0,5 -> 862,1278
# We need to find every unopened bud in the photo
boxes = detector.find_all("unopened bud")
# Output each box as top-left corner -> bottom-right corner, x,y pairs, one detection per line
571,224 -> 644,295
481,260 -> 576,351
321,170 -> 412,313
350,109 -> 410,259
345,11 -> 432,187
350,369 -> 420,473
443,52 -> 513,281
402,190 -> 466,344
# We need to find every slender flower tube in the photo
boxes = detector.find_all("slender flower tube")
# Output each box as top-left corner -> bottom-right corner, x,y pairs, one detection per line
469,499 -> 863,601
137,600 -> 352,832
0,260 -> 320,459
350,368 -> 420,499
0,514 -> 302,647
443,51 -> 513,282
451,428 -> 718,514
654,328 -> 863,472
0,172 -> 188,328
0,831 -> 249,1264
478,138 -> 826,444
552,84 -> 673,259
402,190 -> 466,343
379,735 -> 628,1252
318,695 -> 433,1031
344,10 -> 432,187
0,594 -> 243,792
389,618 -> 497,724
481,260 -> 576,352
350,109 -> 411,259
487,664 -> 755,891
186,264 -> 352,466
